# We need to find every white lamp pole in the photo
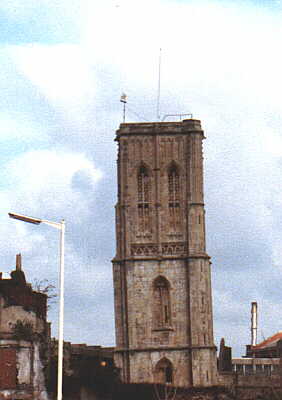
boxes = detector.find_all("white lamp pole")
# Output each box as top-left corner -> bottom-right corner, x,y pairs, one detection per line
9,212 -> 65,400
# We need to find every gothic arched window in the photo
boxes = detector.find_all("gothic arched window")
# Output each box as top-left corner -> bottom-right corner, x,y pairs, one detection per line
153,276 -> 171,328
137,165 -> 150,233
155,358 -> 173,384
168,164 -> 180,231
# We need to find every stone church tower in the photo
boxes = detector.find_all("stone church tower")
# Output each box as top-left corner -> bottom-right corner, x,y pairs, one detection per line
112,119 -> 217,387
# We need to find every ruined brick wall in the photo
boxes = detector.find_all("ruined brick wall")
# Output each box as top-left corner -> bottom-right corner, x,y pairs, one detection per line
113,120 -> 217,387
0,348 -> 17,389
0,268 -> 49,400
0,283 -> 47,318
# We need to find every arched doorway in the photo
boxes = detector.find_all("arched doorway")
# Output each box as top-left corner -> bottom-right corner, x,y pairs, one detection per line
155,357 -> 173,384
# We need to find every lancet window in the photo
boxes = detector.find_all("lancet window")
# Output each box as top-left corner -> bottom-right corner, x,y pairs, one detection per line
137,165 -> 151,233
155,358 -> 173,384
168,164 -> 181,231
153,276 -> 171,328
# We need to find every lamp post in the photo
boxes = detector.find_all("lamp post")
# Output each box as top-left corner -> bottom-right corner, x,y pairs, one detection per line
8,212 -> 65,400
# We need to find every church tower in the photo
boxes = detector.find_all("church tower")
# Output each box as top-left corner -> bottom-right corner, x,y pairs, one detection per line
112,119 -> 217,387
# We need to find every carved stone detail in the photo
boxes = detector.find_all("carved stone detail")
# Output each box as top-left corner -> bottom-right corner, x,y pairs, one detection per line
131,242 -> 187,256
131,244 -> 158,256
161,242 -> 187,255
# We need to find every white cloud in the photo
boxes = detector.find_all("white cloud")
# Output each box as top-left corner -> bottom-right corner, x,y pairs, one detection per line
8,44 -> 96,114
0,149 -> 102,269
8,149 -> 100,185
79,0 -> 282,102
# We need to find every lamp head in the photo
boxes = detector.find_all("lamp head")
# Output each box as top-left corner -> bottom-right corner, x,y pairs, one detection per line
8,213 -> 42,225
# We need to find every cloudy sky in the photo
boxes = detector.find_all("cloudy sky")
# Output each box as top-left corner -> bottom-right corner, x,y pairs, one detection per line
0,0 -> 281,357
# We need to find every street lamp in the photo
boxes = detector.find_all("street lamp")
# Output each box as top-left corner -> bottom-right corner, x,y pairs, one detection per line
8,212 -> 65,400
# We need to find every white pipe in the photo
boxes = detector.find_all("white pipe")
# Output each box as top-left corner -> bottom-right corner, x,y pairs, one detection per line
251,302 -> 257,346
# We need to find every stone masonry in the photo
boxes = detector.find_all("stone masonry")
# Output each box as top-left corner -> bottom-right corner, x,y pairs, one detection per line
0,255 -> 49,400
112,119 -> 218,387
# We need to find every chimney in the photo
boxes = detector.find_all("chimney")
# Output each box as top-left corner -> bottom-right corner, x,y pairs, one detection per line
251,302 -> 258,347
16,253 -> 22,271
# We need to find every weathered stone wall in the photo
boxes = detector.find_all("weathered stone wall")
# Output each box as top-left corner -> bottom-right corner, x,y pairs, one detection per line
115,125 -> 207,259
219,372 -> 282,399
113,258 -> 192,386
0,339 -> 49,399
0,267 -> 49,400
0,301 -> 45,335
113,120 -> 217,387
125,259 -> 189,347
127,350 -> 191,387
17,342 -> 32,384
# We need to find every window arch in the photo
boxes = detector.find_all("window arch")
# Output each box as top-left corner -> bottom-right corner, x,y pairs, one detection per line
153,276 -> 171,328
137,165 -> 151,233
168,163 -> 180,231
155,357 -> 173,384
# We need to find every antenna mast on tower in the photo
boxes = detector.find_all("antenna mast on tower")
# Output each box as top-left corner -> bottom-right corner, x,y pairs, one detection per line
157,48 -> 162,121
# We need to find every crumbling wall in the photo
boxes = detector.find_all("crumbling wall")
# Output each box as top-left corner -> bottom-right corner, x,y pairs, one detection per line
1,305 -> 45,335
0,340 -> 49,399
0,347 -> 17,389
17,342 -> 32,384
218,372 -> 282,399
33,342 -> 49,400
235,374 -> 281,400
0,262 -> 49,400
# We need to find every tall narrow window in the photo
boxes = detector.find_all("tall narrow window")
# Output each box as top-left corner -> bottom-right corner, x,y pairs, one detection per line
153,276 -> 171,328
155,358 -> 173,384
168,165 -> 180,231
137,166 -> 150,233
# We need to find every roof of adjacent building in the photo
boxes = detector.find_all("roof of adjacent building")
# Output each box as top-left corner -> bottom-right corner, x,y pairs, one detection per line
252,332 -> 282,350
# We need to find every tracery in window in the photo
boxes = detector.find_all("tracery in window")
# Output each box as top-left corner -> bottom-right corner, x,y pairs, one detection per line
153,276 -> 171,328
168,163 -> 181,231
155,357 -> 173,384
137,165 -> 151,233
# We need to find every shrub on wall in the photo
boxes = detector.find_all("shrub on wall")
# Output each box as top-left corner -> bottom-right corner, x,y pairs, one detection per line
12,320 -> 34,341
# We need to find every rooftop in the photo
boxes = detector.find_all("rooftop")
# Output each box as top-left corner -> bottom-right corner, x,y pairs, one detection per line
252,332 -> 282,350
116,119 -> 203,138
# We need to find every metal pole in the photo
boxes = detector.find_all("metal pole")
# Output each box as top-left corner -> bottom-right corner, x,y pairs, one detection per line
57,219 -> 65,400
8,212 -> 65,399
123,102 -> 126,123
157,48 -> 162,121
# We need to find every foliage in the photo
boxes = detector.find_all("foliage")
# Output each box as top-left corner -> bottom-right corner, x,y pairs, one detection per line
12,319 -> 34,341
32,278 -> 57,309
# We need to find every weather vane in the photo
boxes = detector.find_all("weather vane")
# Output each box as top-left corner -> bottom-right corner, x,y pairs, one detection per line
120,93 -> 127,123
